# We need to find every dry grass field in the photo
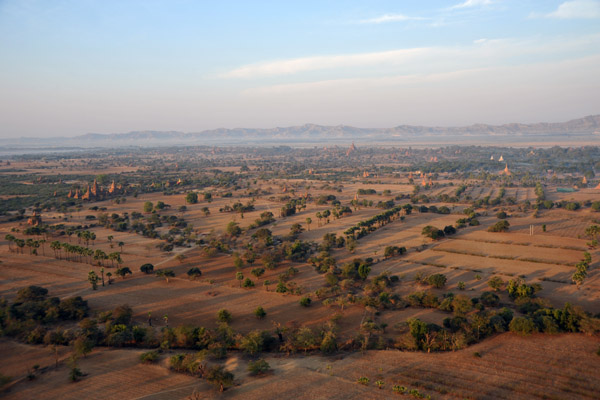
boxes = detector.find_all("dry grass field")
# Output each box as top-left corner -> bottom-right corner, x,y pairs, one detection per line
1,334 -> 598,400
1,148 -> 599,399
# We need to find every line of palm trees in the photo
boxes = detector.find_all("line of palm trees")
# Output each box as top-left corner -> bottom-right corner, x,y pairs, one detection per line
5,234 -> 122,267
48,241 -> 123,267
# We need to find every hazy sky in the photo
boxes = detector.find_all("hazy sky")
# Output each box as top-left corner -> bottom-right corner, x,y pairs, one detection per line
1,0 -> 599,138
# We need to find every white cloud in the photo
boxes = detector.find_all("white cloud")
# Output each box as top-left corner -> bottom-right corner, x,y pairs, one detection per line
543,0 -> 600,19
358,13 -> 425,24
450,0 -> 494,9
221,48 -> 429,78
221,34 -> 600,79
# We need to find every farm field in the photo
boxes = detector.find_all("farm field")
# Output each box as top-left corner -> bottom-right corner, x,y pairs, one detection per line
1,334 -> 599,400
0,145 -> 599,399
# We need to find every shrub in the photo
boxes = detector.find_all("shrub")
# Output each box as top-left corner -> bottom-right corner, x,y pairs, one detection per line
320,331 -> 337,354
509,316 -> 537,335
487,276 -> 504,291
480,291 -> 500,307
300,297 -> 312,307
217,309 -> 231,323
254,306 -> 266,319
242,278 -> 255,288
205,365 -> 234,392
426,273 -> 447,288
247,359 -> 271,376
140,350 -> 160,363
488,220 -> 510,232
140,263 -> 154,274
187,267 -> 202,279
357,376 -> 370,385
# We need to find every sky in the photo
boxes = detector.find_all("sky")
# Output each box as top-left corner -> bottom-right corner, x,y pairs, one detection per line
0,0 -> 599,138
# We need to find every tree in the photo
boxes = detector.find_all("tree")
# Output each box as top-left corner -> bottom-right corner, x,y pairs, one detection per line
320,331 -> 337,354
73,336 -> 94,358
140,263 -> 154,274
251,267 -> 265,278
488,276 -> 504,291
242,278 -> 255,288
116,267 -> 132,279
305,217 -> 312,231
203,192 -> 212,202
175,254 -> 186,264
290,223 -> 304,236
300,297 -> 312,307
205,365 -> 234,392
509,317 -> 537,335
156,269 -> 175,283
88,271 -> 100,290
427,273 -> 447,288
247,359 -> 270,375
217,309 -> 231,323
358,263 -> 371,280
422,225 -> 444,240
185,192 -> 198,204
143,201 -> 153,213
254,306 -> 266,319
226,221 -> 241,237
236,271 -> 244,287
488,220 -> 510,232
118,241 -> 124,252
187,267 -> 202,280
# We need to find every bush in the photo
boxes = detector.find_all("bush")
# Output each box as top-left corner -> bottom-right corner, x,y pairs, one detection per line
140,263 -> 154,274
480,291 -> 500,307
496,211 -> 507,219
187,267 -> 202,279
254,306 -> 266,319
217,309 -> 231,323
300,297 -> 312,307
488,220 -> 510,232
140,350 -> 160,363
242,278 -> 255,288
247,359 -> 271,375
509,316 -> 537,335
426,273 -> 447,288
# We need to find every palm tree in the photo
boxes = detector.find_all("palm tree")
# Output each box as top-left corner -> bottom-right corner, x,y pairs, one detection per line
305,217 -> 312,231
50,241 -> 61,258
15,239 -> 25,254
316,212 -> 322,227
4,234 -> 15,252
118,241 -> 124,253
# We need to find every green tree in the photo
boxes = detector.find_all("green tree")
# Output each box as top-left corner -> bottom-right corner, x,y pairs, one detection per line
88,271 -> 100,290
205,365 -> 234,392
226,221 -> 241,237
116,267 -> 132,279
140,263 -> 154,274
254,306 -> 266,319
488,276 -> 504,291
236,271 -> 244,287
187,267 -> 202,280
217,309 -> 231,323
185,192 -> 198,204
427,273 -> 447,288
156,269 -> 175,283
143,201 -> 153,213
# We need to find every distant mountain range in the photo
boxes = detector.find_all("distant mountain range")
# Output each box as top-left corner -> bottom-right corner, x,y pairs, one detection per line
2,115 -> 599,149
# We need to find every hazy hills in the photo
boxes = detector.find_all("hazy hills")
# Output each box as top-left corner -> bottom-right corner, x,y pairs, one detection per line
2,115 -> 600,149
